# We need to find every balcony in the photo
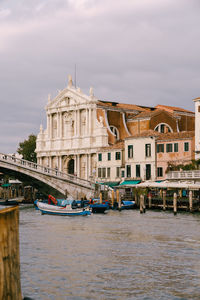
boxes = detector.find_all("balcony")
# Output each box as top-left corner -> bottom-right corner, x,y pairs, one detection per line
167,170 -> 200,180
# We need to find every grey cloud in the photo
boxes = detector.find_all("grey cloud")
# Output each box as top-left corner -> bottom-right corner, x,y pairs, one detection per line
0,0 -> 200,153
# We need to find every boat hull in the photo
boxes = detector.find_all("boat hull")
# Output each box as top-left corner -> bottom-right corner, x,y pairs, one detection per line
37,202 -> 91,216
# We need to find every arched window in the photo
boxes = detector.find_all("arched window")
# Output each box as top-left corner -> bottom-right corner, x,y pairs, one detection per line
110,126 -> 119,140
68,159 -> 74,175
154,123 -> 173,133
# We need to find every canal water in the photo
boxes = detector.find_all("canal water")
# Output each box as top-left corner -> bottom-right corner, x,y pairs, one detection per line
20,208 -> 200,300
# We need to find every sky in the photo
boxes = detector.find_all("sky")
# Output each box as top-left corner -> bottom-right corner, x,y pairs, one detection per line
1,0 -> 200,154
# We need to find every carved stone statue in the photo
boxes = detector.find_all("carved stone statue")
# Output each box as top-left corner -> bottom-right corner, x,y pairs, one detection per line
68,75 -> 73,87
89,87 -> 94,97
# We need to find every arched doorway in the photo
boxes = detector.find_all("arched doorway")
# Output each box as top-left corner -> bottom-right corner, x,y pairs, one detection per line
68,159 -> 74,175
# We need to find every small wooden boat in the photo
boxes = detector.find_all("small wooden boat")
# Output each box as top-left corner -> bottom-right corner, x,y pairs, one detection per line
121,200 -> 136,209
36,201 -> 91,216
89,198 -> 109,213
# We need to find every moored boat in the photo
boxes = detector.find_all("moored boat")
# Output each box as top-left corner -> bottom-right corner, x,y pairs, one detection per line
36,201 -> 91,216
121,200 -> 136,209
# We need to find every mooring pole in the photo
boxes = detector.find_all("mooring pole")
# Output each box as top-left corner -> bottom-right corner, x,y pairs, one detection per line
111,190 -> 115,208
0,206 -> 22,300
163,190 -> 166,211
100,192 -> 103,204
140,194 -> 145,213
189,190 -> 193,212
148,193 -> 152,209
173,192 -> 177,215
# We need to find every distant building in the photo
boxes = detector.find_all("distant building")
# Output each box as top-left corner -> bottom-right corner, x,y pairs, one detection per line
36,75 -> 195,182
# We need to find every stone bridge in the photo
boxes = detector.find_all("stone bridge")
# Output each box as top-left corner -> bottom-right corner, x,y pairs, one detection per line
0,153 -> 94,199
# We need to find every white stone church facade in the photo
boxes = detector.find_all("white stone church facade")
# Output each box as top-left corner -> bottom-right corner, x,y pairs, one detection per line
36,76 -> 108,180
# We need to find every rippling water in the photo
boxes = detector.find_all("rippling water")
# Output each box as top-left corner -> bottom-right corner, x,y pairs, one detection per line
19,208 -> 200,300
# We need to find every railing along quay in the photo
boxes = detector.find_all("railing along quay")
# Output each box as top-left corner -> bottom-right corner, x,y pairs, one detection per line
0,153 -> 92,188
167,170 -> 200,180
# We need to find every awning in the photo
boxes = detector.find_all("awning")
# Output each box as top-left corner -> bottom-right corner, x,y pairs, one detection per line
1,183 -> 11,187
120,180 -> 141,186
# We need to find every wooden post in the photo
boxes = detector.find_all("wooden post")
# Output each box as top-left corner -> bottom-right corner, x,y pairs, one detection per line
99,192 -> 103,204
163,190 -> 166,211
116,189 -> 119,205
0,206 -> 22,300
111,190 -> 115,208
135,192 -> 138,207
189,190 -> 193,212
118,193 -> 122,211
140,195 -> 144,213
148,193 -> 152,209
173,192 -> 177,215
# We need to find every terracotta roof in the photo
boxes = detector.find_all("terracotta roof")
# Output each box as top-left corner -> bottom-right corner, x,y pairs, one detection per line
101,141 -> 124,151
126,130 -> 161,139
131,109 -> 174,120
97,100 -> 149,112
155,104 -> 194,114
193,97 -> 200,101
157,131 -> 194,141
126,130 -> 194,140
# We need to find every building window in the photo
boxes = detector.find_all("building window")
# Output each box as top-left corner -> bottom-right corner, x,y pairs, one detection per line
136,165 -> 140,178
110,126 -> 119,140
115,152 -> 121,160
98,153 -> 102,161
184,142 -> 189,152
166,143 -> 173,153
157,167 -> 163,177
121,170 -> 125,177
160,124 -> 165,133
116,167 -> 120,177
157,144 -> 164,153
145,144 -> 151,157
102,168 -> 106,178
107,167 -> 110,178
174,143 -> 178,152
154,123 -> 172,133
146,164 -> 151,180
107,152 -> 111,161
128,145 -> 133,158
126,165 -> 131,178
198,106 -> 200,112
98,168 -> 101,177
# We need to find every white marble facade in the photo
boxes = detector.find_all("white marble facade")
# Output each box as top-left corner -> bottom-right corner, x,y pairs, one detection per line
36,76 -> 108,180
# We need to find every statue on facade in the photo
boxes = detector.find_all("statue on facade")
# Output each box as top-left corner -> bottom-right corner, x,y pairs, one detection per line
48,94 -> 51,103
89,87 -> 94,97
68,75 -> 73,87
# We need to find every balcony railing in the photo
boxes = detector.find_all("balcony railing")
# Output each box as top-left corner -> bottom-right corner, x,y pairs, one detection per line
167,170 -> 200,180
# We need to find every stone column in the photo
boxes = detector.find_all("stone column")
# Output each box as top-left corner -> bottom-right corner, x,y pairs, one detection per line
47,114 -> 50,138
60,113 -> 63,138
89,108 -> 92,135
77,154 -> 80,177
74,110 -> 77,136
86,108 -> 89,135
49,114 -> 52,139
77,110 -> 80,136
88,154 -> 91,179
56,113 -> 59,138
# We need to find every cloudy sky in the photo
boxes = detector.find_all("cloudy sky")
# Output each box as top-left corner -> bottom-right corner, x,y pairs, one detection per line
1,0 -> 200,153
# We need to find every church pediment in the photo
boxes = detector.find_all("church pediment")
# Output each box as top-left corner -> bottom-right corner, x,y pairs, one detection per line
46,86 -> 97,111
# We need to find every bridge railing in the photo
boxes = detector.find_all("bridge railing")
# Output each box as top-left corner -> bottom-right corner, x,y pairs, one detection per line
0,153 -> 93,188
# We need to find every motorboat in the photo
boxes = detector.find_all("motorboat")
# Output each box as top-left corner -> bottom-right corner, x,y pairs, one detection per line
36,201 -> 91,216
